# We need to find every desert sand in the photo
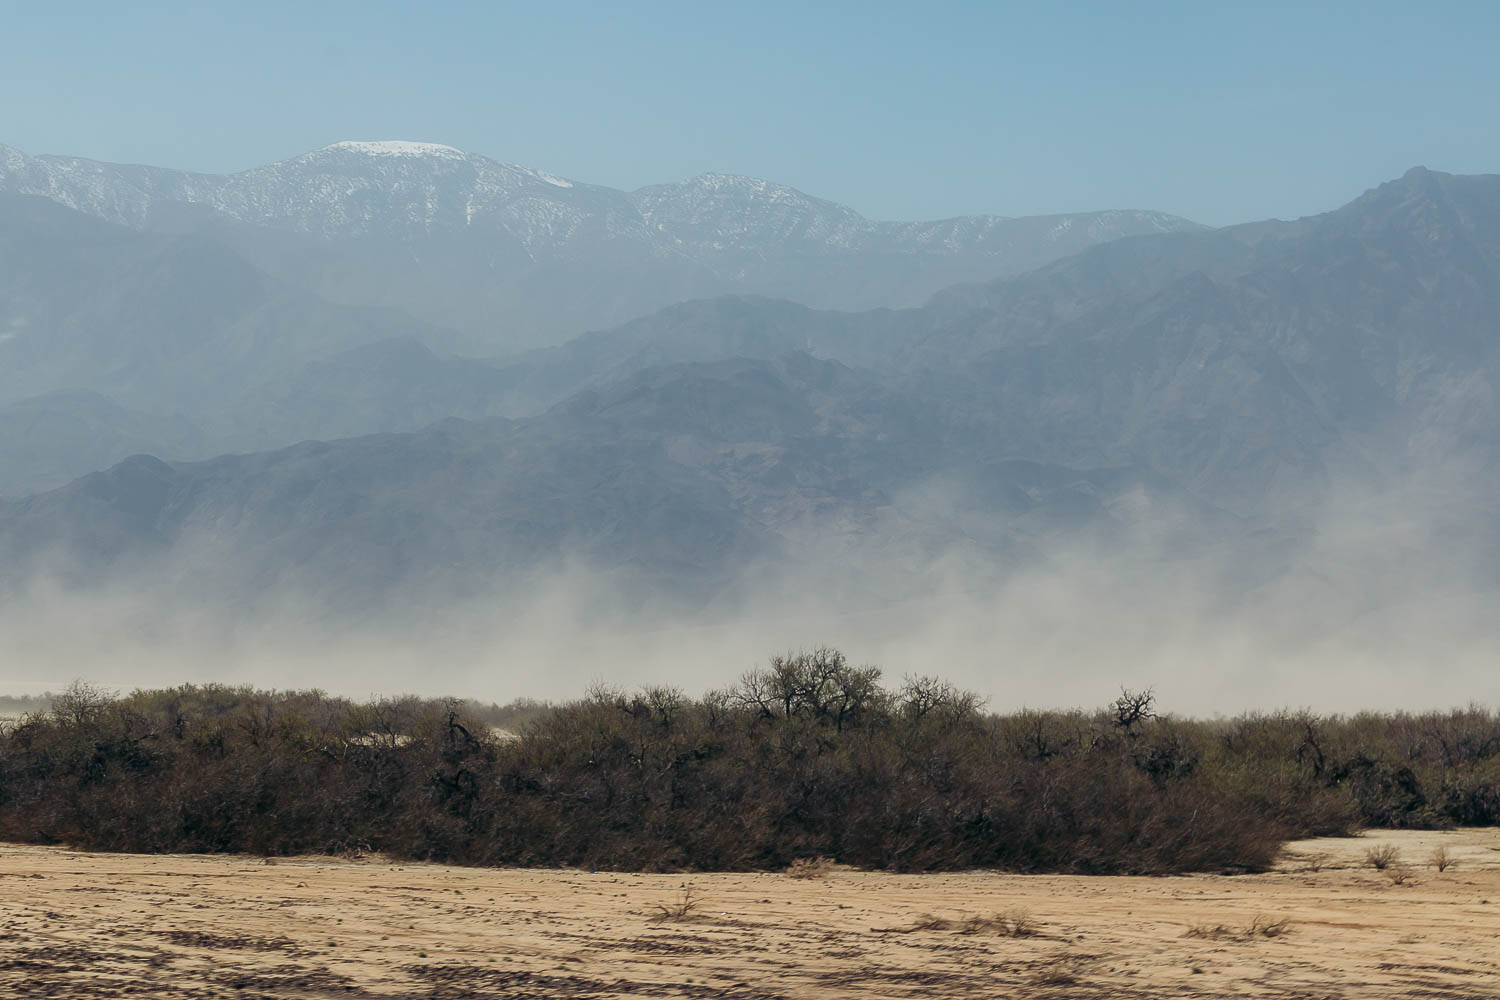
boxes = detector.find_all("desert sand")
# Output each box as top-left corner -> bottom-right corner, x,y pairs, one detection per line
2,829 -> 1498,998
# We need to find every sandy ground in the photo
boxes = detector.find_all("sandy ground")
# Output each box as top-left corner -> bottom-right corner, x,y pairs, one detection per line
1,830 -> 1498,998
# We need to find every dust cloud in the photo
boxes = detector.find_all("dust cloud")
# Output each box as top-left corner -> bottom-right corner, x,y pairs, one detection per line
3,464 -> 1497,714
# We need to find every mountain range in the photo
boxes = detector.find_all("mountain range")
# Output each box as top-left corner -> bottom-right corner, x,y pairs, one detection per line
2,151 -> 1497,628
0,141 -> 1199,495
0,140 -> 1199,352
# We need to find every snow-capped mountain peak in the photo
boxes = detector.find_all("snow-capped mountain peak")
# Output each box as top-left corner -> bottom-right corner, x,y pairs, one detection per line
315,140 -> 468,159
522,167 -> 574,189
685,172 -> 817,196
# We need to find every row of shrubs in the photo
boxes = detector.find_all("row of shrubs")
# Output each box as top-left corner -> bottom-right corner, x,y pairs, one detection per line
1,648 -> 1496,874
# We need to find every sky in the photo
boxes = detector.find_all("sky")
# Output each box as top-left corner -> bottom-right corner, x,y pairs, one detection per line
2,1 -> 1496,227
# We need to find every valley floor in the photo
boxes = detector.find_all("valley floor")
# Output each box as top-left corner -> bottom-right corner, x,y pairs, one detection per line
1,829 -> 1498,998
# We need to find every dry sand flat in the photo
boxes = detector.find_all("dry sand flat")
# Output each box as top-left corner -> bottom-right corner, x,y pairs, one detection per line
1,829 -> 1498,999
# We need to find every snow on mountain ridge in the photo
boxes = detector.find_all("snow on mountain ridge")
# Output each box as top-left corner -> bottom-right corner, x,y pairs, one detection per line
630,173 -> 879,251
0,141 -> 1205,259
319,140 -> 467,158
528,169 -> 574,189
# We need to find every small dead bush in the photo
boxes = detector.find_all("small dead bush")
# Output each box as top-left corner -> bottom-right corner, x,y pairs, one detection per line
650,886 -> 699,922
1363,844 -> 1401,870
1031,956 -> 1084,986
1185,923 -> 1233,940
1003,909 -> 1039,937
1185,915 -> 1291,941
1248,915 -> 1292,938
880,910 -> 1039,937
1430,845 -> 1455,872
1385,866 -> 1415,886
785,856 -> 835,879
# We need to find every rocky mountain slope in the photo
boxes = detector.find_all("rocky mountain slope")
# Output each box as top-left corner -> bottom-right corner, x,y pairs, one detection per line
0,354 -> 1212,615
0,192 -> 518,493
489,167 -> 1500,516
3,167 -> 1497,619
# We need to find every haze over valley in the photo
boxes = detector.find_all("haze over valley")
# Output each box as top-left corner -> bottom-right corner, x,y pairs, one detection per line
1,143 -> 1498,709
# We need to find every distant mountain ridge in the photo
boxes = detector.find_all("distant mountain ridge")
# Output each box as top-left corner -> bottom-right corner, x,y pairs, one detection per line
0,141 -> 1203,346
0,354 -> 1217,616
6,161 -> 1500,634
0,139 -> 1198,250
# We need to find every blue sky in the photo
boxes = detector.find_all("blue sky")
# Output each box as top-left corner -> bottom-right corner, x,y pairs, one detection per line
2,1 -> 1495,226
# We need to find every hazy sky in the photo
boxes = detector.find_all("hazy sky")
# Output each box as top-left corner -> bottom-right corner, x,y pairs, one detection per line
3,1 -> 1496,226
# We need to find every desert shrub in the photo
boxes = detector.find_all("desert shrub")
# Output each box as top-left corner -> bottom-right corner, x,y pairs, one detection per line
884,910 -> 1038,936
650,886 -> 699,922
1,653 -> 1496,875
1185,915 -> 1291,940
